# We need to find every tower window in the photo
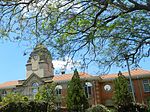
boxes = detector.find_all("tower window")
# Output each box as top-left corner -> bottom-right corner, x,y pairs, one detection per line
32,82 -> 39,95
84,82 -> 92,98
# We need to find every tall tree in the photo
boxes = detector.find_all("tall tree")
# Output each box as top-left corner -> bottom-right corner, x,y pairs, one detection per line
0,0 -> 150,71
67,69 -> 89,112
113,71 -> 133,110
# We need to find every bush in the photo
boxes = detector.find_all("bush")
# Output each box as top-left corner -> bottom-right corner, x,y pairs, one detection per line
117,102 -> 148,112
0,101 -> 48,112
86,104 -> 110,112
1,93 -> 28,105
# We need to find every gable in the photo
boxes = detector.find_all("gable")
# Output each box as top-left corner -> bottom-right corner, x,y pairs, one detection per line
22,73 -> 44,86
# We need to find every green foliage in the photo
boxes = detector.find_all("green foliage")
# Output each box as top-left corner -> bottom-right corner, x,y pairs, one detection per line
0,0 -> 150,71
86,104 -> 110,112
147,97 -> 150,111
113,73 -> 132,107
112,73 -> 148,112
117,102 -> 148,112
0,95 -> 2,102
67,69 -> 89,112
1,93 -> 28,105
0,101 -> 48,112
35,82 -> 56,112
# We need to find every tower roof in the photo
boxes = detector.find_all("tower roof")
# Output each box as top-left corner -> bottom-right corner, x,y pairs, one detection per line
27,44 -> 52,63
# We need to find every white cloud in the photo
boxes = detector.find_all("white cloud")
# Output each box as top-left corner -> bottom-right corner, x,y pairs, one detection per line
52,57 -> 81,74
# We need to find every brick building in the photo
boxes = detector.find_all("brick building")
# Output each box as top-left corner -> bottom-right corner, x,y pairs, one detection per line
0,44 -> 150,108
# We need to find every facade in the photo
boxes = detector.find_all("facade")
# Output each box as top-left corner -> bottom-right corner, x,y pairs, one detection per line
0,44 -> 150,108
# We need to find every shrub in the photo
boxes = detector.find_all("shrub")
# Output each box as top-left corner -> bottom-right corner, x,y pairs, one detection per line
1,93 -> 28,105
117,102 -> 148,112
86,104 -> 110,112
0,101 -> 48,112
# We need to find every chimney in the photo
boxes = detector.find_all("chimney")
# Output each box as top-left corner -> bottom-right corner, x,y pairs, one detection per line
61,68 -> 65,75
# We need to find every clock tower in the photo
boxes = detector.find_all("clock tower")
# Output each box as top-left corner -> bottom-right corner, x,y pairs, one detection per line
26,44 -> 54,79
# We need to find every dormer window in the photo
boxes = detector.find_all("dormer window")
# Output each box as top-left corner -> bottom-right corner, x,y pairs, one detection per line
55,85 -> 62,96
85,82 -> 92,98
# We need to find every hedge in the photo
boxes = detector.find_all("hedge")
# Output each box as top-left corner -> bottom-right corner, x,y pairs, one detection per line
86,104 -> 110,112
0,101 -> 48,112
117,102 -> 148,112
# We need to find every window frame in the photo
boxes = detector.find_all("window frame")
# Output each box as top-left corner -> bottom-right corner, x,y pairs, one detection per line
31,82 -> 39,95
55,85 -> 62,96
2,90 -> 7,96
143,79 -> 150,93
84,82 -> 92,98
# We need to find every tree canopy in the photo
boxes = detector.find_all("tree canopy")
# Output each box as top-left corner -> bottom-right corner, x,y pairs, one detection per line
0,0 -> 150,71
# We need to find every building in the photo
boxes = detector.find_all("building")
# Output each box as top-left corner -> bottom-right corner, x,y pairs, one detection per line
0,44 -> 150,108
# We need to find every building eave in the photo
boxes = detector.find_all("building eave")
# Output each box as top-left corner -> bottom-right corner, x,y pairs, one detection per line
101,74 -> 150,82
0,85 -> 17,89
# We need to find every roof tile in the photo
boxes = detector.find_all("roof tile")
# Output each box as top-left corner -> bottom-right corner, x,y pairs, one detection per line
101,68 -> 150,80
52,72 -> 94,82
0,80 -> 19,88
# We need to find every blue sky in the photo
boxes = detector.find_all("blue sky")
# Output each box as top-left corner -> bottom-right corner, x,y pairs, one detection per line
0,41 -> 150,83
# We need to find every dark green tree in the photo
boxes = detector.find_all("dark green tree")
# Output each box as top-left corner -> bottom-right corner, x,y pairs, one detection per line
113,71 -> 133,111
67,69 -> 89,112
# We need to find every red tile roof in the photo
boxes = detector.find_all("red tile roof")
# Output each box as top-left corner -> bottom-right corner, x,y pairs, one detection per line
52,72 -> 96,82
1,69 -> 150,88
101,69 -> 150,80
0,80 -> 19,89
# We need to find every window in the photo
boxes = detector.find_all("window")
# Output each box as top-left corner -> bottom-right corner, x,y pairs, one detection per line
55,85 -> 62,95
2,90 -> 7,96
32,82 -> 39,95
85,82 -> 92,98
56,102 -> 61,109
143,79 -> 150,92
104,84 -> 112,92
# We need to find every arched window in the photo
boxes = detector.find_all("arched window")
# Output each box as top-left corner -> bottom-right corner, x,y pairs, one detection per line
55,85 -> 62,96
32,82 -> 39,95
84,82 -> 92,98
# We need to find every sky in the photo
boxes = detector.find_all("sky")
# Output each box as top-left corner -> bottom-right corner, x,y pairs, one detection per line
0,41 -> 150,83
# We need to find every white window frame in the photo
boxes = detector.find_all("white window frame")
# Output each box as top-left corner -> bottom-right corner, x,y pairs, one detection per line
55,85 -> 62,96
85,82 -> 92,98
